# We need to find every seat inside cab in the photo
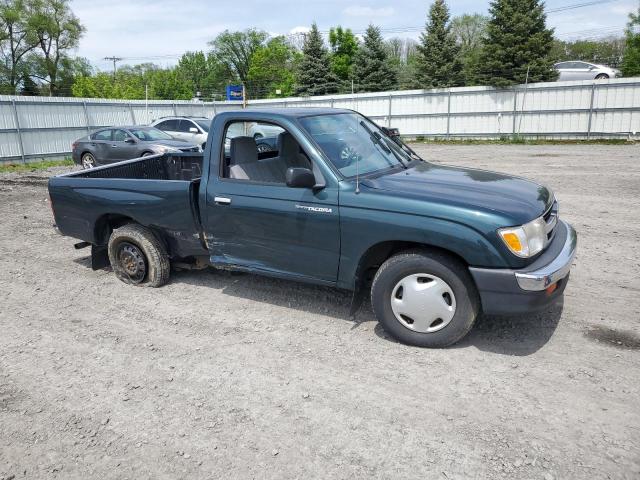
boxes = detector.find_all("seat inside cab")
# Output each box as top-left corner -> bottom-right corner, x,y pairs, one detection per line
225,123 -> 312,183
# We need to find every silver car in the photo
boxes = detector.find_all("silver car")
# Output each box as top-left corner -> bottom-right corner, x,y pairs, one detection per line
554,61 -> 621,81
150,116 -> 210,151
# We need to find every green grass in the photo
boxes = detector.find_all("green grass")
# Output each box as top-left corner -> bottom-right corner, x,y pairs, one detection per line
0,158 -> 74,174
410,136 -> 631,146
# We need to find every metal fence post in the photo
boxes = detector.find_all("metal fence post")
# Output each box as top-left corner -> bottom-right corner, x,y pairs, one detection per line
446,91 -> 452,139
82,101 -> 91,133
512,89 -> 518,136
388,94 -> 393,128
11,99 -> 25,163
587,83 -> 596,140
172,102 -> 177,115
129,102 -> 136,124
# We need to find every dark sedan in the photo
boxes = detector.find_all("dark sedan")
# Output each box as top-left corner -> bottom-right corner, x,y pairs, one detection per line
72,126 -> 200,169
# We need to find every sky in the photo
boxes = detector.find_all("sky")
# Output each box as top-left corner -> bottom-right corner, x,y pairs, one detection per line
69,0 -> 639,70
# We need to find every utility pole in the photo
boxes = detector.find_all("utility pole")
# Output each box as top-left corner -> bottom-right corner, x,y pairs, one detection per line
104,56 -> 122,78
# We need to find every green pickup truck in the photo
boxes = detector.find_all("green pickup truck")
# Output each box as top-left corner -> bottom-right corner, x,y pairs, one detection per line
48,108 -> 577,348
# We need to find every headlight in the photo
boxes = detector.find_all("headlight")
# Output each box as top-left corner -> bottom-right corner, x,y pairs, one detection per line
156,145 -> 180,153
498,216 -> 547,258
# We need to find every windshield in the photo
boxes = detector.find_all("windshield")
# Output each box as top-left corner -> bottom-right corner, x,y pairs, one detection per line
130,127 -> 173,141
195,120 -> 210,132
299,113 -> 412,177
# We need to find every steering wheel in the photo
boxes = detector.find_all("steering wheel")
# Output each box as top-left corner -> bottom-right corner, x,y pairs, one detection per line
257,142 -> 273,154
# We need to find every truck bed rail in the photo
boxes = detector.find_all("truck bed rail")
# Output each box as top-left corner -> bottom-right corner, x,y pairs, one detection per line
72,153 -> 203,181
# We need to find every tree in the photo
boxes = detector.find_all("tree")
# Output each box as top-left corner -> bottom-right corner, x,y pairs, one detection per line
477,0 -> 557,88
352,24 -> 397,92
247,36 -> 297,98
451,13 -> 488,85
176,51 -> 210,97
385,37 -> 420,89
208,29 -> 268,85
295,23 -> 338,96
19,71 -> 38,94
621,6 -> 640,76
550,37 -> 625,67
415,0 -> 464,89
328,26 -> 358,85
0,0 -> 39,93
28,0 -> 84,95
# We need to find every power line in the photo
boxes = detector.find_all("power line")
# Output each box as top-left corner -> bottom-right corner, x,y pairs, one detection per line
103,56 -> 123,77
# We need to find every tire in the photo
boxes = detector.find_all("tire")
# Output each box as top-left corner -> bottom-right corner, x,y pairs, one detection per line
141,151 -> 154,157
81,152 -> 96,169
107,223 -> 170,287
595,73 -> 609,79
371,249 -> 480,348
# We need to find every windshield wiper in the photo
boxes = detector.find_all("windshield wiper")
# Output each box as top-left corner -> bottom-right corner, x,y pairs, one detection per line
359,121 -> 408,169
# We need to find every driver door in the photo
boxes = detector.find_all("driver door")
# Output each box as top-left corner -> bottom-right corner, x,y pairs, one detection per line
206,120 -> 341,284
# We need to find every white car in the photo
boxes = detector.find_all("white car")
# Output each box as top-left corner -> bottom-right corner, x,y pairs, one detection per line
554,61 -> 621,81
249,123 -> 284,140
150,117 -> 211,151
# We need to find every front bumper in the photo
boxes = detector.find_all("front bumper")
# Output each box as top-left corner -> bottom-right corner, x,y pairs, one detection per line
469,220 -> 577,315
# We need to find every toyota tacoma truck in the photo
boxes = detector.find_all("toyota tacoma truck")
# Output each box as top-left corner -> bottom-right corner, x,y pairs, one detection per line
48,108 -> 577,348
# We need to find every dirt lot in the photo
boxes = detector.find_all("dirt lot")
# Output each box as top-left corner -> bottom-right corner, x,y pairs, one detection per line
1,144 -> 639,480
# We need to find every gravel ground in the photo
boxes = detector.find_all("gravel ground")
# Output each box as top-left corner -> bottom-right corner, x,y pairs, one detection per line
1,144 -> 639,480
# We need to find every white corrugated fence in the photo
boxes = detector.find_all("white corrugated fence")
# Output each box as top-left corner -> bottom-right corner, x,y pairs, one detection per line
1,78 -> 639,163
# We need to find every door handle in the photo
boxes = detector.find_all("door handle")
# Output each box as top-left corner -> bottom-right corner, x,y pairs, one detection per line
214,196 -> 231,205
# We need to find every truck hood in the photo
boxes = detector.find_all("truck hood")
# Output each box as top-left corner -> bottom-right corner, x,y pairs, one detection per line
361,162 -> 554,225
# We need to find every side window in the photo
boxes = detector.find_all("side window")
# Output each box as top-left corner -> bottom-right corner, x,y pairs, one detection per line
113,129 -> 131,142
156,119 -> 178,131
178,120 -> 198,133
223,121 -> 311,184
92,129 -> 112,141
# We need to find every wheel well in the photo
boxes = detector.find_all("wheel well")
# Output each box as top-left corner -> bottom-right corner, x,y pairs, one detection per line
356,241 -> 469,288
93,214 -> 135,245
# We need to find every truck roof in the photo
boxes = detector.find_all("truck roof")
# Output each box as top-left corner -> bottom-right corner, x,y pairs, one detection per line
223,107 -> 354,118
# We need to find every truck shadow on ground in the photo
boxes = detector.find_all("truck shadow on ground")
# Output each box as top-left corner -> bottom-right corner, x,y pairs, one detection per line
172,268 -> 562,357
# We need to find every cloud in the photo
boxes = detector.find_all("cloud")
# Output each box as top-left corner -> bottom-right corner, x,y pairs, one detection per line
289,26 -> 311,35
343,6 -> 395,18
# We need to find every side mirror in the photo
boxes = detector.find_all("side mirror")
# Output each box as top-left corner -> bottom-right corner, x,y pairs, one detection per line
189,127 -> 199,133
125,137 -> 136,144
381,126 -> 401,137
286,167 -> 316,188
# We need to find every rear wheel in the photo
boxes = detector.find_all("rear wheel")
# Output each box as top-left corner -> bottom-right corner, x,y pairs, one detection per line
107,224 -> 170,287
371,249 -> 480,348
81,152 -> 96,169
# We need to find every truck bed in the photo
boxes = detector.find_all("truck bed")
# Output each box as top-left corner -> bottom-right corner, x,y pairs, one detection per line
49,153 -> 208,259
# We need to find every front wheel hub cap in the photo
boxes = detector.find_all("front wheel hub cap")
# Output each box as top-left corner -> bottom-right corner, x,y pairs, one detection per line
390,273 -> 456,333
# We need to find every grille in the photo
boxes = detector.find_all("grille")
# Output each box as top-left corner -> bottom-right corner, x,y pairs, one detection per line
543,201 -> 558,247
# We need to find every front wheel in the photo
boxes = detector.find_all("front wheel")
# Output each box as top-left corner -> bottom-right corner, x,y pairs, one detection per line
371,250 -> 480,348
81,152 -> 96,169
107,224 -> 170,287
595,73 -> 609,79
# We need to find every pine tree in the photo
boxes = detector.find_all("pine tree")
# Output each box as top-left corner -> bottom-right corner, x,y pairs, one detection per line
415,0 -> 464,88
477,0 -> 557,88
621,6 -> 640,77
352,24 -> 397,92
295,23 -> 338,96
20,74 -> 40,96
